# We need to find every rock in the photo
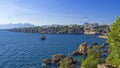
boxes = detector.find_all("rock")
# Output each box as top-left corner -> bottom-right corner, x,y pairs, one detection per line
58,57 -> 77,67
88,46 -> 93,49
98,64 -> 106,68
105,65 -> 117,68
52,54 -> 66,63
103,50 -> 108,52
78,42 -> 88,55
42,59 -> 51,65
101,43 -> 109,48
101,45 -> 105,48
104,43 -> 109,45
56,62 -> 60,66
71,58 -> 77,65
63,57 -> 77,65
98,64 -> 118,68
92,42 -> 98,45
72,50 -> 80,55
70,64 -> 78,68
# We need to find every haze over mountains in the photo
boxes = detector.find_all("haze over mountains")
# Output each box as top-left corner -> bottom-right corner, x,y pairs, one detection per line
0,23 -> 35,29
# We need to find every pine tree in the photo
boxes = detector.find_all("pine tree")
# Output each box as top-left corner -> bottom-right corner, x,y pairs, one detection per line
106,17 -> 120,66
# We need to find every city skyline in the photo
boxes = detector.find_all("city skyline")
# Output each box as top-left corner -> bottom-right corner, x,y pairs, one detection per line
0,0 -> 120,25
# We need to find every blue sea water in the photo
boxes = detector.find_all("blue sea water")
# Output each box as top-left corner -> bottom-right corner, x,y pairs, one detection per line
0,31 -> 106,68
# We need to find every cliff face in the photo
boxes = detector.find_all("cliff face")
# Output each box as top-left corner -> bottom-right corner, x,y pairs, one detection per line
9,25 -> 84,34
8,24 -> 110,34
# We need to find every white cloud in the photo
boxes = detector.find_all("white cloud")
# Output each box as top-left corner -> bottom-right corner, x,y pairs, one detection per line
80,18 -> 89,21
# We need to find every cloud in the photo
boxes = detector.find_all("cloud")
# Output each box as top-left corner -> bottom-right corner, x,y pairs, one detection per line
80,18 -> 89,21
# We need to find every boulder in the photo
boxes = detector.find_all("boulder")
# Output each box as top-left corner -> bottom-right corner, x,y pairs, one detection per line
52,54 -> 66,63
78,42 -> 88,55
42,59 -> 51,65
72,50 -> 80,55
63,57 -> 77,65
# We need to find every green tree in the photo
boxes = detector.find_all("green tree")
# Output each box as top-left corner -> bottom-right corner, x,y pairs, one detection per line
106,17 -> 120,66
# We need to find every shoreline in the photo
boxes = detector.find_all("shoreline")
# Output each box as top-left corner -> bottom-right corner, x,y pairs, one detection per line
97,35 -> 108,39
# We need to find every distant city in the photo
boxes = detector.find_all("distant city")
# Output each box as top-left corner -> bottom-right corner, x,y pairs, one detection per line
0,22 -> 110,29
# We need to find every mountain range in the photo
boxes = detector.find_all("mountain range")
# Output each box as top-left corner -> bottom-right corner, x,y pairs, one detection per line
0,23 -> 35,29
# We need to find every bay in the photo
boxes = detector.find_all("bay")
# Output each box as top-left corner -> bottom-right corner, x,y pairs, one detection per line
0,31 -> 106,68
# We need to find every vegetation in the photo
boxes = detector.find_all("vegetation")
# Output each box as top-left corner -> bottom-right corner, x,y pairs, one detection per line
59,59 -> 70,68
81,55 -> 100,68
106,17 -> 120,66
81,45 -> 103,68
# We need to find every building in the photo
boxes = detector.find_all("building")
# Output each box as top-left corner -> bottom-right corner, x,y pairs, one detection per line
83,23 -> 99,34
84,22 -> 99,30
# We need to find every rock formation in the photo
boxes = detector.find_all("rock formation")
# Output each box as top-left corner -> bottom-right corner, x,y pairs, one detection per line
63,57 -> 77,65
72,42 -> 88,56
42,59 -> 51,65
52,54 -> 66,63
78,42 -> 88,55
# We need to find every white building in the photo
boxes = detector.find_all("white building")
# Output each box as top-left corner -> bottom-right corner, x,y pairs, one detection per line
84,22 -> 99,30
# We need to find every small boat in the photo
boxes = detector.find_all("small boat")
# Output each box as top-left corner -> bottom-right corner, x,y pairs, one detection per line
41,34 -> 46,40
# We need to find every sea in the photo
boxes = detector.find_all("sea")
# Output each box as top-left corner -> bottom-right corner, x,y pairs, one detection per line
0,31 -> 106,68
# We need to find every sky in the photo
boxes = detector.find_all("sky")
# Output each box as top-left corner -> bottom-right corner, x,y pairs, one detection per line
0,0 -> 120,25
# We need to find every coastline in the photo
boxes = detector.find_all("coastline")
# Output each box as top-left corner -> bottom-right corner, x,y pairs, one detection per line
97,35 -> 108,39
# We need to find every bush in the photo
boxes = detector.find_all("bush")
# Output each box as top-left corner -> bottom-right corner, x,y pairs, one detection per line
59,59 -> 70,68
81,55 -> 100,68
81,45 -> 102,68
